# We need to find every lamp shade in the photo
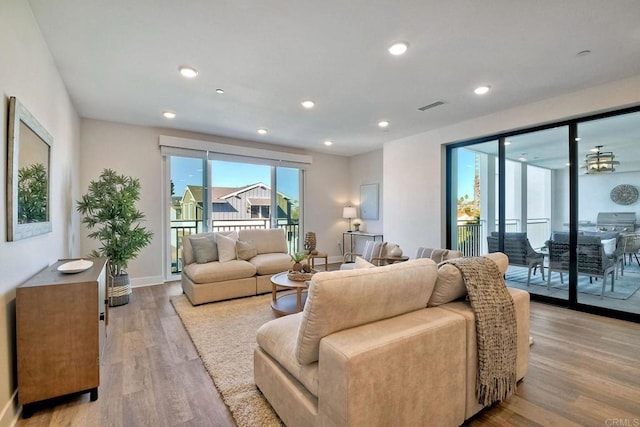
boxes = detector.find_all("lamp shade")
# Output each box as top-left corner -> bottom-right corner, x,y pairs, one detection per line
342,207 -> 357,219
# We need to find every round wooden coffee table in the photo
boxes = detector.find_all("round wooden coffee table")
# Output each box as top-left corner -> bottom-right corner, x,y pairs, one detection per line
270,272 -> 309,317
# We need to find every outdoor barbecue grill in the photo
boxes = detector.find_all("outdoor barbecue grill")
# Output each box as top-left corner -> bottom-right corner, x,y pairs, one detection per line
596,212 -> 637,232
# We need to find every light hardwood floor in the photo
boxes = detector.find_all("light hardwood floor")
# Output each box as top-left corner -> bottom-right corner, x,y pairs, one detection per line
16,281 -> 640,427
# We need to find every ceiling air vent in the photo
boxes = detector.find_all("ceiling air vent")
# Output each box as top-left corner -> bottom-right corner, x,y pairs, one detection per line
418,101 -> 445,111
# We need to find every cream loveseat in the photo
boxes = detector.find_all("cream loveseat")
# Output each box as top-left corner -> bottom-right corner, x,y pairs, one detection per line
182,228 -> 293,305
254,253 -> 530,426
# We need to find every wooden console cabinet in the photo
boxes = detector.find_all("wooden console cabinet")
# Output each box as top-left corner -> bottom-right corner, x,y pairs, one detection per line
16,258 -> 108,417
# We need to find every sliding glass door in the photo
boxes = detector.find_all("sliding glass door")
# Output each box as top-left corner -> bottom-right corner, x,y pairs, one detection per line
167,156 -> 304,277
576,111 -> 640,315
450,141 -> 497,257
275,166 -> 301,254
169,156 -> 207,274
447,107 -> 640,321
503,127 -> 567,301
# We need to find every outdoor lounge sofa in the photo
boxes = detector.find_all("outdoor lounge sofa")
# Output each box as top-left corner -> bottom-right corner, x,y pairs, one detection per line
254,253 -> 530,426
181,228 -> 293,305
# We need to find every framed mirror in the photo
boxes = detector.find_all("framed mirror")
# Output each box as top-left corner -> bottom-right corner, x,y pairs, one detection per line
6,96 -> 53,241
360,183 -> 379,220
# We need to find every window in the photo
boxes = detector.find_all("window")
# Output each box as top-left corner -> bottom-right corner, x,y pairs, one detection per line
250,205 -> 270,218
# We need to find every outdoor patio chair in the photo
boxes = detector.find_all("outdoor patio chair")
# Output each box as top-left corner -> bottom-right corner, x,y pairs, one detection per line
553,230 -> 625,278
487,232 -> 545,286
546,236 -> 615,298
621,232 -> 640,267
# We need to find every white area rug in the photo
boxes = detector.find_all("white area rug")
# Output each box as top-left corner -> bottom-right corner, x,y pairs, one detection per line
170,294 -> 282,427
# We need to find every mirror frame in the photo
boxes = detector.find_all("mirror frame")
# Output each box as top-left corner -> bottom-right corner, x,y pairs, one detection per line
6,96 -> 53,241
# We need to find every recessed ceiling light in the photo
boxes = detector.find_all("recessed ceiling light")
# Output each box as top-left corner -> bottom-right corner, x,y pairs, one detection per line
566,163 -> 571,166
216,88 -> 225,94
178,66 -> 198,78
589,147 -> 599,152
378,120 -> 390,128
575,137 -> 581,141
324,140 -> 333,146
518,157 -> 527,162
388,42 -> 409,56
257,128 -> 268,135
162,111 -> 176,119
474,85 -> 491,95
504,141 -> 512,146
301,100 -> 315,109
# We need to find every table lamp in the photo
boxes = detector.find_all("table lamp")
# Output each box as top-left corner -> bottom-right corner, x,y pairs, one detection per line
343,206 -> 357,232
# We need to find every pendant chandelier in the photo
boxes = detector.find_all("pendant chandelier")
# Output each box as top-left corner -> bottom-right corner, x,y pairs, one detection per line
583,145 -> 619,174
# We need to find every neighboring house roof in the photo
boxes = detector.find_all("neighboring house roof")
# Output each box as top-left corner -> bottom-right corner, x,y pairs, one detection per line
182,182 -> 293,204
211,186 -> 243,201
220,182 -> 269,200
212,203 -> 238,213
248,197 -> 270,205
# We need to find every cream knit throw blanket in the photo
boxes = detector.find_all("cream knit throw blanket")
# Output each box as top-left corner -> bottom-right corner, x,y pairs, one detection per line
442,257 -> 518,406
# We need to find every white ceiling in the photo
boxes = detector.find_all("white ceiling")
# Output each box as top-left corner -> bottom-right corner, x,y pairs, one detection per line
27,0 -> 640,157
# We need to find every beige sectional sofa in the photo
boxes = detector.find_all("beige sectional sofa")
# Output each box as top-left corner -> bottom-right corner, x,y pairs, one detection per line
181,228 -> 293,305
254,253 -> 530,426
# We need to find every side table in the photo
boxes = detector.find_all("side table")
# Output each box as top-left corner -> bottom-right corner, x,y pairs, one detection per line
270,272 -> 309,317
308,252 -> 328,271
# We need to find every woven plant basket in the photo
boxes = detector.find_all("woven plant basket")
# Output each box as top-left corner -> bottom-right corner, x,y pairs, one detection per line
108,273 -> 131,307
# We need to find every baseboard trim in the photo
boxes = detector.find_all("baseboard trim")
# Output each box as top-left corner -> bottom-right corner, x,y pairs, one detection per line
328,255 -> 343,265
130,275 -> 165,288
0,389 -> 20,427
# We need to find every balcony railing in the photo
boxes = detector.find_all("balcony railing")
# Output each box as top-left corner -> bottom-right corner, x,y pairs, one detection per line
170,219 -> 299,274
456,218 -> 550,256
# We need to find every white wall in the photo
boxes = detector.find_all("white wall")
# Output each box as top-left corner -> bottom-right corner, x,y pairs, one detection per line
552,169 -> 640,233
80,119 -> 351,279
0,2 -> 81,425
304,152 -> 350,260
79,120 -> 165,285
578,171 -> 640,225
384,75 -> 640,258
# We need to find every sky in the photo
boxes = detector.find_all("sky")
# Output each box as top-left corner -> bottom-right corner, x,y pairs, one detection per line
171,157 -> 299,201
458,148 -> 476,200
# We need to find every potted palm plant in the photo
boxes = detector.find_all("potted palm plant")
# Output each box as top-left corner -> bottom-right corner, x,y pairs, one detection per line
77,169 -> 153,306
290,251 -> 308,272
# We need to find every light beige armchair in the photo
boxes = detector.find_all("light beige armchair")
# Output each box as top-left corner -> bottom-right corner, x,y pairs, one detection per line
415,247 -> 464,262
340,240 -> 387,269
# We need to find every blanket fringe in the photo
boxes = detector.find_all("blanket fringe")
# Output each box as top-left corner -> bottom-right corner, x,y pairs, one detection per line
477,373 -> 518,406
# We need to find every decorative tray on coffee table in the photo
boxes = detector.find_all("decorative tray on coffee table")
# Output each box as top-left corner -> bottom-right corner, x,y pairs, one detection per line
287,270 -> 316,281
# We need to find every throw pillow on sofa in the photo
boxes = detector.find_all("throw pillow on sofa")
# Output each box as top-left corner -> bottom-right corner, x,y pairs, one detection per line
236,240 -> 258,260
216,231 -> 239,262
189,234 -> 218,264
427,252 -> 508,307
